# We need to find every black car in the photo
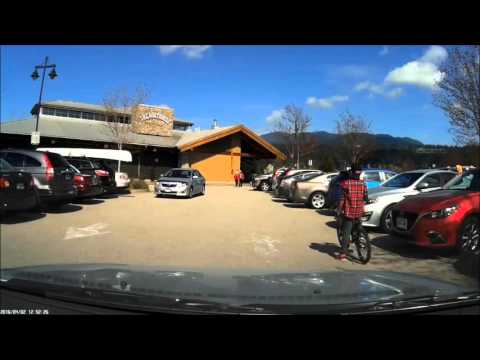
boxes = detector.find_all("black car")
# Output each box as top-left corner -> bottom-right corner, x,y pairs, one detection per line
0,158 -> 39,214
65,157 -> 116,194
0,149 -> 76,206
68,164 -> 104,199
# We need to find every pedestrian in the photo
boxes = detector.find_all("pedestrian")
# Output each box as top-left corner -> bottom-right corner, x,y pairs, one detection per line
337,164 -> 368,261
234,170 -> 240,187
239,170 -> 245,187
456,164 -> 463,174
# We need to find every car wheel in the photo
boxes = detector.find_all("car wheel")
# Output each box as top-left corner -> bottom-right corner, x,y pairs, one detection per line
457,216 -> 480,254
201,184 -> 206,195
309,191 -> 326,209
260,181 -> 270,192
188,187 -> 193,198
380,204 -> 396,233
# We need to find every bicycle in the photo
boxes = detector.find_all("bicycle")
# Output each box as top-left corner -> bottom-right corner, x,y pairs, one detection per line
336,213 -> 371,264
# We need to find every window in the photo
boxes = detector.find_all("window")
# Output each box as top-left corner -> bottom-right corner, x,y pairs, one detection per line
363,171 -> 381,182
42,107 -> 55,115
93,113 -> 106,121
422,174 -> 442,188
125,116 -> 131,124
68,159 -> 93,170
55,108 -> 68,117
383,172 -> 424,188
82,112 -> 94,120
23,155 -> 42,167
5,153 -> 25,167
46,153 -> 70,168
384,172 -> 396,180
68,110 -> 81,118
107,116 -> 115,122
439,172 -> 456,185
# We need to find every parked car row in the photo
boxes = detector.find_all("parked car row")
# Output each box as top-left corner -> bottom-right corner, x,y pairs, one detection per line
0,148 -> 131,215
255,166 -> 479,255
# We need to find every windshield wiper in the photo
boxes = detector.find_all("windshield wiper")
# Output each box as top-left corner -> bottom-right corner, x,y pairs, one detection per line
345,291 -> 480,314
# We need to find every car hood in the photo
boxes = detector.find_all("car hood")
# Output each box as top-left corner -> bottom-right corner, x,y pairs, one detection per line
397,190 -> 468,212
369,186 -> 412,199
157,177 -> 192,183
0,264 -> 474,310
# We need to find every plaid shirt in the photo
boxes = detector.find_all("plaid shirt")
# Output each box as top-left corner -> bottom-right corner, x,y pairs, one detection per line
339,179 -> 368,219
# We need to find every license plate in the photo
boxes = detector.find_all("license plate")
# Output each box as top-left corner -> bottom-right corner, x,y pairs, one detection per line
163,188 -> 173,192
16,183 -> 25,190
396,217 -> 408,230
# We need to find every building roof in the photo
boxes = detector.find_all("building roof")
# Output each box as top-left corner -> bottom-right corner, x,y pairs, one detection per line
1,115 -> 286,160
31,101 -> 194,126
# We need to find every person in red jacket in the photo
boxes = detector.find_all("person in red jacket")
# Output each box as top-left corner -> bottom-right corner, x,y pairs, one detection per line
234,170 -> 240,187
337,164 -> 368,261
239,170 -> 245,187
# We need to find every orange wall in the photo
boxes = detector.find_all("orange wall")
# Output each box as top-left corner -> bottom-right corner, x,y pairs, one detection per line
187,133 -> 242,183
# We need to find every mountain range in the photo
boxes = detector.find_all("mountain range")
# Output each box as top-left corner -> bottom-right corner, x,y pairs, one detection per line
261,131 -> 424,149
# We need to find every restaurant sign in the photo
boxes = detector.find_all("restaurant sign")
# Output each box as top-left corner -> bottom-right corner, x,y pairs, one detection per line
131,104 -> 174,136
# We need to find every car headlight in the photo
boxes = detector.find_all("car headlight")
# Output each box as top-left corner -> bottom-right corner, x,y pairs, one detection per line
427,205 -> 459,219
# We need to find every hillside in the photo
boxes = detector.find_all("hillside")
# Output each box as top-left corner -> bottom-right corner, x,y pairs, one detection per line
262,131 -> 423,149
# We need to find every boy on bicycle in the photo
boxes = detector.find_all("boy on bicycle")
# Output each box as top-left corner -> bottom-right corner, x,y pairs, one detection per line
337,164 -> 368,261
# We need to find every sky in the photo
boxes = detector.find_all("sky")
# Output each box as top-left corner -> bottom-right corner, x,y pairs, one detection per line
1,45 -> 454,145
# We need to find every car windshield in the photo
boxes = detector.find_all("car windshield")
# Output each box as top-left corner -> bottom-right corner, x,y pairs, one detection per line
444,171 -> 480,191
1,44 -> 479,315
382,172 -> 424,188
164,170 -> 191,178
0,158 -> 14,171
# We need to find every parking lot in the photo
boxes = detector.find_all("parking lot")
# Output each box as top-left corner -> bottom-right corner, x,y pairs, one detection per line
1,185 -> 477,288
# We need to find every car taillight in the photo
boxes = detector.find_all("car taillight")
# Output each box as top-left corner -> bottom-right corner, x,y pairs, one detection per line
43,154 -> 55,183
95,169 -> 109,177
0,177 -> 11,189
74,175 -> 86,189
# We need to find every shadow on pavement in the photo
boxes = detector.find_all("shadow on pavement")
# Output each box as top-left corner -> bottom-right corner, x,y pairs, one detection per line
283,203 -> 306,209
309,242 -> 341,259
316,209 -> 336,217
1,211 -> 47,224
272,198 -> 289,203
73,198 -> 105,205
99,193 -> 119,199
370,235 -> 454,261
453,252 -> 480,280
326,221 -> 338,230
44,204 -> 83,214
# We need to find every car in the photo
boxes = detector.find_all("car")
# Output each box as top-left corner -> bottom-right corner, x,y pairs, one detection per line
68,163 -> 104,199
289,172 -> 339,209
155,168 -> 205,198
273,169 -> 320,192
0,158 -> 38,215
363,169 -> 457,232
65,157 -> 116,194
391,169 -> 480,253
0,149 -> 76,206
359,169 -> 397,189
275,170 -> 323,199
271,167 -> 291,190
252,173 -> 273,191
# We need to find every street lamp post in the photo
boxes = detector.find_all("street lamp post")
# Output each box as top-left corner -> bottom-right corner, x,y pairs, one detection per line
31,57 -> 58,139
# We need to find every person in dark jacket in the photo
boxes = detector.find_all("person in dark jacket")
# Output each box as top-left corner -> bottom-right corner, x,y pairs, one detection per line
328,170 -> 349,210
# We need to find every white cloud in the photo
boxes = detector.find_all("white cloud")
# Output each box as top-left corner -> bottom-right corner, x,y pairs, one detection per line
266,109 -> 284,124
385,45 -> 447,90
306,95 -> 349,109
354,81 -> 404,99
379,46 -> 389,56
157,45 -> 212,59
335,65 -> 371,78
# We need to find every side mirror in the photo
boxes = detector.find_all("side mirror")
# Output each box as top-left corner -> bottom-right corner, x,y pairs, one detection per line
416,182 -> 429,191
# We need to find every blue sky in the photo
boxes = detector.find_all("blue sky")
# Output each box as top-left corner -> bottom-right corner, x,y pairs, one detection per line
1,45 -> 453,144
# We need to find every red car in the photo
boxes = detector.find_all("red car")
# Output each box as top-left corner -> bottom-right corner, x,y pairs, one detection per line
391,169 -> 479,253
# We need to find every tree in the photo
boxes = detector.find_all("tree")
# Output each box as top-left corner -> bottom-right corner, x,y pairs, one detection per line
434,45 -> 480,145
271,104 -> 312,168
335,111 -> 375,166
102,86 -> 149,171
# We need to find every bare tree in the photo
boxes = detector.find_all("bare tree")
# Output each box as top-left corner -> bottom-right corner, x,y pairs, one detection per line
271,105 -> 311,168
336,111 -> 375,166
102,86 -> 149,171
434,45 -> 480,145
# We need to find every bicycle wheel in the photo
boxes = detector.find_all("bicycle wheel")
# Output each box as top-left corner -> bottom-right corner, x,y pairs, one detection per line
352,228 -> 371,264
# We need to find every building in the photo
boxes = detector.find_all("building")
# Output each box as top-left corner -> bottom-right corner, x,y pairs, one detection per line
0,101 -> 286,183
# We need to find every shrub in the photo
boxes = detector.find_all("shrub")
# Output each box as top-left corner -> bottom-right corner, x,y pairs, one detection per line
130,178 -> 149,190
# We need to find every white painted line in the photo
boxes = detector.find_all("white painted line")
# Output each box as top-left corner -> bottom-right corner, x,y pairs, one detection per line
64,223 -> 111,240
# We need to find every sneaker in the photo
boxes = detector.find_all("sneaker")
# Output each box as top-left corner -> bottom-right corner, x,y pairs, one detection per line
336,253 -> 348,261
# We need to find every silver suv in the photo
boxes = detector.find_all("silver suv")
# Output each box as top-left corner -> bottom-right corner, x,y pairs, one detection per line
0,149 -> 76,206
155,168 -> 205,198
